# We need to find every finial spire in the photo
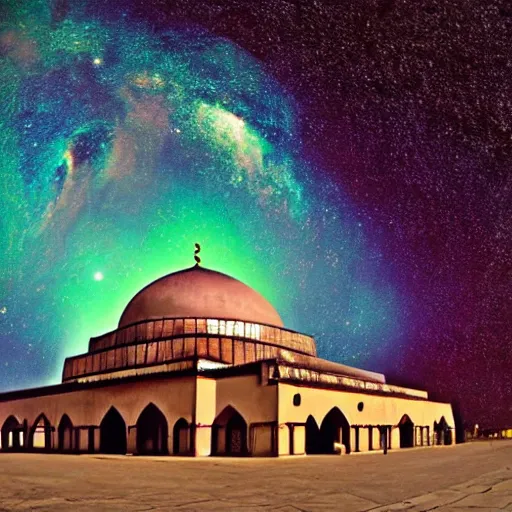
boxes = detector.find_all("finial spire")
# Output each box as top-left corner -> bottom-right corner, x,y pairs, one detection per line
194,243 -> 201,266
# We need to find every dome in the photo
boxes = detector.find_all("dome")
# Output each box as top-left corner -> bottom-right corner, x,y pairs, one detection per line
118,265 -> 284,328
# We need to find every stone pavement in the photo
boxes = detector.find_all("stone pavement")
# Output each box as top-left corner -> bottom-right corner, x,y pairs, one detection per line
0,441 -> 510,511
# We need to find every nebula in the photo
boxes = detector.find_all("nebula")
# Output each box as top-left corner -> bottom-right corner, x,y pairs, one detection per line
0,0 -> 400,390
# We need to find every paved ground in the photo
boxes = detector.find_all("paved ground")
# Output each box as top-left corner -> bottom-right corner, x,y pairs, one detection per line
0,441 -> 511,511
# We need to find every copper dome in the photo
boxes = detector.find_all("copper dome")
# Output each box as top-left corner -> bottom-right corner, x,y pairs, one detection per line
118,265 -> 284,328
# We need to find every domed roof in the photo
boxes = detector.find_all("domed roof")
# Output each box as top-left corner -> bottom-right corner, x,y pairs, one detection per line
118,265 -> 284,328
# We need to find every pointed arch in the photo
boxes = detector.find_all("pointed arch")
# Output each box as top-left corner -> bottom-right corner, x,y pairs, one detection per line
305,415 -> 321,454
1,415 -> 23,451
211,406 -> 248,456
434,416 -> 451,445
58,414 -> 74,452
398,414 -> 414,448
319,407 -> 351,454
99,407 -> 127,454
136,403 -> 168,455
173,418 -> 190,455
29,413 -> 52,451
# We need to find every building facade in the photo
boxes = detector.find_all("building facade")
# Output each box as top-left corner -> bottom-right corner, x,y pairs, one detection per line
0,264 -> 455,456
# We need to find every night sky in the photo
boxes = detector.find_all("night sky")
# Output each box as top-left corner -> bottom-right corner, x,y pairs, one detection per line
1,0 -> 510,429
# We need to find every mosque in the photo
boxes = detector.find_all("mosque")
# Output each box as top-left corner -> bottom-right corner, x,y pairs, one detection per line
0,247 -> 455,457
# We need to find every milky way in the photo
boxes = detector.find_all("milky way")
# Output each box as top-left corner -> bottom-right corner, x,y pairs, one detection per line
1,0 -> 510,428
0,1 -> 399,398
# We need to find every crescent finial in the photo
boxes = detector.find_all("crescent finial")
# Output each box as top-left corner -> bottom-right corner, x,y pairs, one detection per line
194,243 -> 201,266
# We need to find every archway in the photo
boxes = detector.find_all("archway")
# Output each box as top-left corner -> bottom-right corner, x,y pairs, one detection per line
173,418 -> 189,455
99,407 -> 127,454
58,414 -> 74,452
435,416 -> 451,445
29,414 -> 52,451
305,415 -> 322,454
211,406 -> 248,456
1,416 -> 23,451
319,407 -> 351,454
136,403 -> 168,455
399,414 -> 414,448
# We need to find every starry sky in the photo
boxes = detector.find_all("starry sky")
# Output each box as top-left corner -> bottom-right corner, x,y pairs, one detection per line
1,0 -> 510,429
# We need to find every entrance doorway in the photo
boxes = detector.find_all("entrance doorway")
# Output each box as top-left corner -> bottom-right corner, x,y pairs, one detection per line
399,414 -> 414,448
99,407 -> 127,454
305,415 -> 322,454
211,406 -> 248,456
136,403 -> 168,455
318,407 -> 351,454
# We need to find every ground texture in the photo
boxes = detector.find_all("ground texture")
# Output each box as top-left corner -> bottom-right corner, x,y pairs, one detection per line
0,441 -> 511,511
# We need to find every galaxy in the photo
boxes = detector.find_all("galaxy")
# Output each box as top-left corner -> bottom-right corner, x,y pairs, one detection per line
1,0 -> 510,429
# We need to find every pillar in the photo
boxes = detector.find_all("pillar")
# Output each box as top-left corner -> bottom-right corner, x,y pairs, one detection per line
127,426 -> 137,455
391,426 -> 400,449
93,427 -> 100,453
278,423 -> 289,456
194,425 -> 212,457
194,377 -> 216,456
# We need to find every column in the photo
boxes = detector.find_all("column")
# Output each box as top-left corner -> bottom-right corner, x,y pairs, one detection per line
390,426 -> 400,449
127,425 -> 137,455
194,377 -> 216,456
194,425 -> 212,457
93,427 -> 100,453
278,423 -> 290,456
351,426 -> 361,452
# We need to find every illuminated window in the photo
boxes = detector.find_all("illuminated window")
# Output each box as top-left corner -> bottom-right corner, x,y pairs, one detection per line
234,321 -> 244,336
207,319 -> 260,340
251,324 -> 261,340
207,319 -> 219,334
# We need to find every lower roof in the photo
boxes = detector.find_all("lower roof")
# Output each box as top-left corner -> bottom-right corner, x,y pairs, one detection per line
0,356 -> 429,404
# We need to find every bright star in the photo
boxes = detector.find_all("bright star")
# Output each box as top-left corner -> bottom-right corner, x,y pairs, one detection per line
93,272 -> 104,281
